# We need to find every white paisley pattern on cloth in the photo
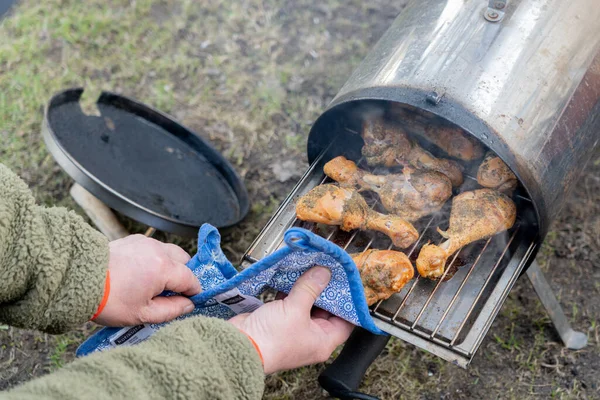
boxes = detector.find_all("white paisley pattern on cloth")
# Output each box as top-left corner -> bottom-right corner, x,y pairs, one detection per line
77,224 -> 380,357
237,251 -> 358,321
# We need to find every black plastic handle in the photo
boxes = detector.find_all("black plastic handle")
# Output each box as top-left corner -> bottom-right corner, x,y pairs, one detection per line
318,327 -> 390,400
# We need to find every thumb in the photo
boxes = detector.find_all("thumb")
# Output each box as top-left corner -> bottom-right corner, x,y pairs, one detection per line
285,266 -> 331,312
140,296 -> 195,324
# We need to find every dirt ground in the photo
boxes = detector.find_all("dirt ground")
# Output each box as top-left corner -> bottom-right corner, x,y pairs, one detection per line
0,1 -> 599,399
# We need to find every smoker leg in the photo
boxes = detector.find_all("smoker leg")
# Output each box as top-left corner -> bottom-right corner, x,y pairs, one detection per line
144,227 -> 157,237
70,184 -> 129,241
526,261 -> 587,350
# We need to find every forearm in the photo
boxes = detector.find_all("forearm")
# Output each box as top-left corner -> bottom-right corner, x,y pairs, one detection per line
1,317 -> 265,400
0,164 -> 109,333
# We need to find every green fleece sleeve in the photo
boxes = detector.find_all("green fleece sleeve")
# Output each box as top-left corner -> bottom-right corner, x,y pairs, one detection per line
2,317 -> 265,400
0,164 -> 109,333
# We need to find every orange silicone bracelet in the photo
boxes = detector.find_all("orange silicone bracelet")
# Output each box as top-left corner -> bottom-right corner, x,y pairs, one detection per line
91,270 -> 111,321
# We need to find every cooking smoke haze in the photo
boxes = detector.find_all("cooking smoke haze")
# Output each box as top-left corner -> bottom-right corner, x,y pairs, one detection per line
318,100 -> 518,283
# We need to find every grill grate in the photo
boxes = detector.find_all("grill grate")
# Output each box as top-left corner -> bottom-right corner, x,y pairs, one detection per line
242,149 -> 537,367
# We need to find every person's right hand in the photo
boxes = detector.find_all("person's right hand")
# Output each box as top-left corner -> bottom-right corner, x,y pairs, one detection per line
229,266 -> 354,374
93,234 -> 201,327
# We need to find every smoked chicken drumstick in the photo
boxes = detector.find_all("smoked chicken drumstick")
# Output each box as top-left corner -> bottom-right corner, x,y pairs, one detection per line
389,104 -> 485,161
361,118 -> 464,187
416,189 -> 516,279
352,249 -> 414,305
324,156 -> 452,222
477,151 -> 517,194
296,184 -> 419,248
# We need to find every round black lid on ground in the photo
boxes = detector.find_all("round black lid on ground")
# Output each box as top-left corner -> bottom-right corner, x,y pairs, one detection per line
42,88 -> 249,236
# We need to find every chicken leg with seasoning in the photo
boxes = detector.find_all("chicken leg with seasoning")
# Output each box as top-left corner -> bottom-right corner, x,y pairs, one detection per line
477,151 -> 518,194
352,249 -> 414,305
361,118 -> 464,187
296,184 -> 419,248
389,104 -> 485,161
324,156 -> 452,222
416,189 -> 517,279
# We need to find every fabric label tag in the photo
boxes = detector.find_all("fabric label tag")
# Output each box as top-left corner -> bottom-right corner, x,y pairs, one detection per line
214,288 -> 263,314
109,324 -> 155,347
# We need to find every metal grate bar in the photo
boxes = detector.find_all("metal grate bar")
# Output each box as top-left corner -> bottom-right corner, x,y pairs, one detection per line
410,250 -> 463,329
243,148 -> 535,367
430,237 -> 493,338
325,229 -> 336,241
463,240 -> 535,356
362,237 -> 376,253
373,215 -> 435,315
450,226 -> 520,346
342,230 -> 360,250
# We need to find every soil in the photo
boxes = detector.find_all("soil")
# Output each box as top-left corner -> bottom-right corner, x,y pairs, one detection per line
0,0 -> 599,399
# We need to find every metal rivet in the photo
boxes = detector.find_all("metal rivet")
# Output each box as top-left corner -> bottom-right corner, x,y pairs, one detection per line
426,91 -> 442,105
486,11 -> 499,20
494,2 -> 505,9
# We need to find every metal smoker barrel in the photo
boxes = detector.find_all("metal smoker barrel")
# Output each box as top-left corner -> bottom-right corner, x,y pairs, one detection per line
308,0 -> 600,240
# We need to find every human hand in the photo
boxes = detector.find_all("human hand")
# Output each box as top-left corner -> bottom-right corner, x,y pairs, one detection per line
93,234 -> 201,327
229,266 -> 354,374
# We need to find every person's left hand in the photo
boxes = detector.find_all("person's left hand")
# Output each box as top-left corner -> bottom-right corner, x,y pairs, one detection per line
93,234 -> 201,327
229,266 -> 354,374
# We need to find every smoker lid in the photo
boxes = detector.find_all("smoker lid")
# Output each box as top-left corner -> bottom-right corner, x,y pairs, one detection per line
42,88 -> 250,237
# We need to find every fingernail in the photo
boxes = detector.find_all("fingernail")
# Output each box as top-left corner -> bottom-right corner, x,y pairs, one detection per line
184,304 -> 195,314
310,267 -> 331,287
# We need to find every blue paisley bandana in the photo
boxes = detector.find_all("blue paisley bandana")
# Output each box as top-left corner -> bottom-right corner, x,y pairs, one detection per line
77,224 -> 385,356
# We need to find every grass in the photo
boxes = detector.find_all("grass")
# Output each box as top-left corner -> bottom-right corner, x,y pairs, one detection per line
538,230 -> 559,268
0,0 -> 340,209
48,336 -> 76,370
494,323 -> 522,352
1,0 -> 599,399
